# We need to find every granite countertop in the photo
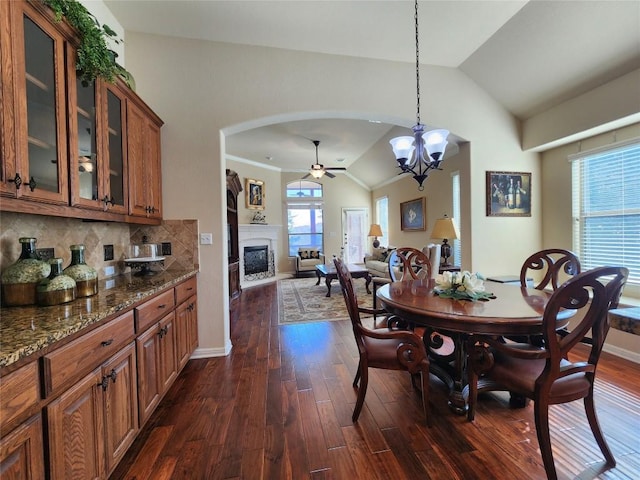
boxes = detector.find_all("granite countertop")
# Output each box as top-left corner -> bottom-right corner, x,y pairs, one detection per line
609,307 -> 640,336
0,269 -> 198,369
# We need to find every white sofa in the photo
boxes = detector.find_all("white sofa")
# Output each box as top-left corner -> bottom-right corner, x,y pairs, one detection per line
363,246 -> 394,278
295,247 -> 325,276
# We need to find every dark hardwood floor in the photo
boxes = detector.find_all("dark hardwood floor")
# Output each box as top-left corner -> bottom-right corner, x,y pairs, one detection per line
111,282 -> 640,479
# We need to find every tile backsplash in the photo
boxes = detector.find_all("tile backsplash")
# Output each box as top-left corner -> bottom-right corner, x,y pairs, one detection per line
0,212 -> 198,278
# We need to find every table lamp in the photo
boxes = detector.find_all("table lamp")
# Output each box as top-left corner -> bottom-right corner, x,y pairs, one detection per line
430,215 -> 459,267
368,224 -> 383,248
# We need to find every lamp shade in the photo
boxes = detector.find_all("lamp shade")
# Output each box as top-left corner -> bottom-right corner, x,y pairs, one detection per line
423,129 -> 449,163
430,216 -> 459,240
368,224 -> 383,237
389,136 -> 416,166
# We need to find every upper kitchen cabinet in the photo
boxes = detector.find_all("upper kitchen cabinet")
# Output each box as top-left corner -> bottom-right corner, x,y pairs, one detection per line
0,0 -> 163,225
68,76 -> 129,215
127,98 -> 163,220
1,0 -> 71,204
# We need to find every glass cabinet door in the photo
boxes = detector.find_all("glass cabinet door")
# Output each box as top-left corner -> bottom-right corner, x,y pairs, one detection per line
73,79 -> 100,205
104,84 -> 127,213
70,79 -> 128,213
14,5 -> 69,204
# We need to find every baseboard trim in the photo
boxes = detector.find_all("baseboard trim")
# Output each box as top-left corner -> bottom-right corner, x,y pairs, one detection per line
603,343 -> 640,364
190,340 -> 232,359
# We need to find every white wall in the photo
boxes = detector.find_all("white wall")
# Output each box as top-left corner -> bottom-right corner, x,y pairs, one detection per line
119,32 -> 541,356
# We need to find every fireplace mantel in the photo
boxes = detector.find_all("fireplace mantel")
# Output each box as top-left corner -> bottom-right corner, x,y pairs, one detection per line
238,224 -> 282,288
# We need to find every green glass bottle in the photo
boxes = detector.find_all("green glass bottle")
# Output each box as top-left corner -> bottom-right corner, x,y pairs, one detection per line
37,258 -> 77,306
1,237 -> 51,306
64,244 -> 98,297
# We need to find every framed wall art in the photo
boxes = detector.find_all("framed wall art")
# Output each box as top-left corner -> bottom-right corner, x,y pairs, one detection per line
245,178 -> 265,210
400,197 -> 426,231
486,171 -> 531,217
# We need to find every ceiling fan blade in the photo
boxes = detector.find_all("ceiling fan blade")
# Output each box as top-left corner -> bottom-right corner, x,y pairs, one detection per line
325,167 -> 347,171
325,171 -> 335,178
301,173 -> 311,179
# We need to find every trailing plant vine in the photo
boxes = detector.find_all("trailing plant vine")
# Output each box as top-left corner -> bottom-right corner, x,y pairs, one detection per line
42,0 -> 129,86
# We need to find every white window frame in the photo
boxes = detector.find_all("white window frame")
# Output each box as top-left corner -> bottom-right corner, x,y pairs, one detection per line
570,140 -> 640,292
375,196 -> 389,248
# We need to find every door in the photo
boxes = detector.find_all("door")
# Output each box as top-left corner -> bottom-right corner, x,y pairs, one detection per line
341,208 -> 367,264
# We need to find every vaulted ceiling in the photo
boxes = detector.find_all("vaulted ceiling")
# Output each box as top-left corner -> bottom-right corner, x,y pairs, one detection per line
105,0 -> 640,188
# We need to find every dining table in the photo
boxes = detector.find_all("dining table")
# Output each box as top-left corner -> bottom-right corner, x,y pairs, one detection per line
376,278 -> 570,414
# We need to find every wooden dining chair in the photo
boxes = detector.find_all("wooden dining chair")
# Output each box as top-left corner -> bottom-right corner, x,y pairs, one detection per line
467,266 -> 629,480
508,249 -> 582,346
387,247 -> 457,363
387,246 -> 433,282
520,248 -> 581,290
333,257 -> 430,424
384,247 -> 434,329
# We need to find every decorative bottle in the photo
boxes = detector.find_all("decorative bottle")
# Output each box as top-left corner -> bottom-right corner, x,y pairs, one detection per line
507,178 -> 515,209
36,258 -> 77,306
64,244 -> 98,297
1,237 -> 51,306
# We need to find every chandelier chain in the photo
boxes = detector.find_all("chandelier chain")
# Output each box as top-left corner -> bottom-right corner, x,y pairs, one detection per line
415,0 -> 420,125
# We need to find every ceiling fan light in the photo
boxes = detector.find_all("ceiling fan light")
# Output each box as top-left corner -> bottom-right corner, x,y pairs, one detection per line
310,168 -> 325,179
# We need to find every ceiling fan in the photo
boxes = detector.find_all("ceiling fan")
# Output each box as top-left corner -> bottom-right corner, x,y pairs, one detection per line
302,140 -> 346,179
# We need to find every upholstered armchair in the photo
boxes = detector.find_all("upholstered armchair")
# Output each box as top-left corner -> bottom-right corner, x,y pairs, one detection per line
295,247 -> 325,277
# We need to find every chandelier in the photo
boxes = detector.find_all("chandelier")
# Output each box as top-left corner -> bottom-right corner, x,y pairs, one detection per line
389,0 -> 450,191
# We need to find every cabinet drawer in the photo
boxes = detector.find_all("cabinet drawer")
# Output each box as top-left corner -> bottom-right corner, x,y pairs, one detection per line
0,362 -> 39,429
135,289 -> 175,332
175,276 -> 197,305
42,311 -> 134,396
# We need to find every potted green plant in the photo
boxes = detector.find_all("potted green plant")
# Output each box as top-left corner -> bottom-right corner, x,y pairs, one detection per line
42,0 -> 134,88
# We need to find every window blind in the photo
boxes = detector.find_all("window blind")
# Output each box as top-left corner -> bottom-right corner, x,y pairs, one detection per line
571,142 -> 640,285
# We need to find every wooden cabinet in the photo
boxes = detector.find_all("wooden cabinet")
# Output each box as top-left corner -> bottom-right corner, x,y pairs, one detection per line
227,170 -> 242,301
0,413 -> 45,480
176,277 -> 198,371
136,322 -> 162,424
102,343 -> 138,474
0,0 -> 163,224
0,274 -> 196,479
136,312 -> 176,426
47,366 -> 104,479
127,98 -> 163,219
68,76 -> 129,215
1,0 -> 71,204
46,341 -> 138,480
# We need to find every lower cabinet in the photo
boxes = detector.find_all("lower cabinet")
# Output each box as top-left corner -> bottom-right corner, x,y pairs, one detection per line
0,275 -> 198,480
136,312 -> 177,426
0,413 -> 45,479
46,342 -> 138,479
176,293 -> 198,371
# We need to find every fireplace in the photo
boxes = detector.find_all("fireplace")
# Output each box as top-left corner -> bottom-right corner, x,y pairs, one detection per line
238,224 -> 281,287
244,245 -> 269,275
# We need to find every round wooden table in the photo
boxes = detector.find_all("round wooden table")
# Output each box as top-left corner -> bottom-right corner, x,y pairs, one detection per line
376,279 -> 568,413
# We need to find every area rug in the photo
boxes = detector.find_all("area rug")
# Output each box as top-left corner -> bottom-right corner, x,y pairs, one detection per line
278,276 -> 373,324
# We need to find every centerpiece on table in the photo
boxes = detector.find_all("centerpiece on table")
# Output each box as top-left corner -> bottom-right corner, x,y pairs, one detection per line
434,270 -> 495,301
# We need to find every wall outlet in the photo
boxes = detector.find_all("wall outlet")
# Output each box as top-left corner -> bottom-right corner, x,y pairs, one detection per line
200,233 -> 213,245
161,242 -> 172,255
104,244 -> 114,261
104,266 -> 115,277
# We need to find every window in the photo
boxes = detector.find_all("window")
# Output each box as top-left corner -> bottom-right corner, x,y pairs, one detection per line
286,180 -> 323,256
571,141 -> 640,287
452,172 -> 461,267
375,196 -> 389,247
